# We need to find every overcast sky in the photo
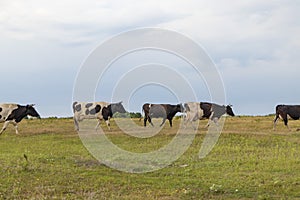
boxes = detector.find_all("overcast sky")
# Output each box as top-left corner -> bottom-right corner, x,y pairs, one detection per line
0,0 -> 299,117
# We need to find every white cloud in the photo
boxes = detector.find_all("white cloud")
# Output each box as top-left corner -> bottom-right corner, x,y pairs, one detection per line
1,0 -> 299,50
0,0 -> 185,44
0,0 -> 299,116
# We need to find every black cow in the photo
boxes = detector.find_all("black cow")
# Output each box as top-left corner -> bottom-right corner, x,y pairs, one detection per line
73,101 -> 126,131
184,102 -> 235,129
274,104 -> 300,130
142,103 -> 183,127
0,103 -> 40,135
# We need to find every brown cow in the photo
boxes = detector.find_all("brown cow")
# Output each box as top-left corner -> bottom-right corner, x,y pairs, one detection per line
274,104 -> 300,130
142,103 -> 183,127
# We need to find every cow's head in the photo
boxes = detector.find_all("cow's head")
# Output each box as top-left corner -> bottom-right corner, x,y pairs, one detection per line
26,104 -> 41,118
226,105 -> 235,116
110,101 -> 126,114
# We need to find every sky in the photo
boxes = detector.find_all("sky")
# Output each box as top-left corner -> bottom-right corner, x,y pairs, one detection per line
0,0 -> 299,117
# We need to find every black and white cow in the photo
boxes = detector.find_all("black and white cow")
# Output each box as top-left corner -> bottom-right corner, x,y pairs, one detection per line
273,104 -> 300,130
73,101 -> 126,131
0,103 -> 40,135
142,103 -> 183,127
184,102 -> 235,129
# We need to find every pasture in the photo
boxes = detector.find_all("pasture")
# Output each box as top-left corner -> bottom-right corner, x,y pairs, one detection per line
0,116 -> 300,199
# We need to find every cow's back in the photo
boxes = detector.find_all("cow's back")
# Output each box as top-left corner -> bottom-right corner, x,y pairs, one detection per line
200,102 -> 212,118
185,102 -> 199,112
96,102 -> 110,108
0,104 -> 18,122
287,105 -> 300,120
185,102 -> 204,120
73,102 -> 107,119
149,104 -> 167,118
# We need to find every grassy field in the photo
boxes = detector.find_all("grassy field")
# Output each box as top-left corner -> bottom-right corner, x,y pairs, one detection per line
0,116 -> 300,199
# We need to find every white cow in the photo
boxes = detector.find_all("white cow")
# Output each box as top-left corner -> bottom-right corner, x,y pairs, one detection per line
184,102 -> 235,129
0,103 -> 40,135
72,101 -> 126,131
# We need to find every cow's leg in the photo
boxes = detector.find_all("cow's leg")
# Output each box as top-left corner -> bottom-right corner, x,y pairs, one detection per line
283,117 -> 290,131
168,119 -> 173,127
102,116 -> 111,131
184,113 -> 194,129
213,117 -> 219,126
185,118 -> 198,130
183,113 -> 189,128
160,118 -> 166,127
184,113 -> 198,130
206,117 -> 219,127
105,120 -> 111,130
273,114 -> 280,131
205,117 -> 220,132
148,116 -> 154,127
74,117 -> 79,131
0,121 -> 10,135
205,116 -> 218,128
144,116 -> 147,127
11,121 -> 19,134
213,117 -> 221,132
144,113 -> 153,127
95,119 -> 101,130
287,124 -> 291,131
191,121 -> 197,130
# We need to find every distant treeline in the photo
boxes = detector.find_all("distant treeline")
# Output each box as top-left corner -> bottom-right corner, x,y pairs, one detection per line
113,112 -> 142,118
26,113 -> 276,120
25,112 -> 143,119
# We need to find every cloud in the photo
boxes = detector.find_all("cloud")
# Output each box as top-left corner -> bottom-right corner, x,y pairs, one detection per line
0,0 -> 299,116
2,1 -> 298,51
0,0 -> 185,45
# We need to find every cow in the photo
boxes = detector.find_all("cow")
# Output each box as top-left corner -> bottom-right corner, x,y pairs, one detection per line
73,101 -> 126,131
0,103 -> 40,135
273,104 -> 300,130
142,103 -> 183,127
183,102 -> 235,129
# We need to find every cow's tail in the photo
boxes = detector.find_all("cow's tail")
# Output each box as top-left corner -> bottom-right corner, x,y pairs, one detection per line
275,105 -> 282,113
274,105 -> 283,119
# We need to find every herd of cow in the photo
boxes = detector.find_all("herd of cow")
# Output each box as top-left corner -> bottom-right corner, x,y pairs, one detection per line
0,102 -> 300,135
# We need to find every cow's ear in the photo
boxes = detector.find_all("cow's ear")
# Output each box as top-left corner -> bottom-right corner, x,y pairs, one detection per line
118,101 -> 123,104
29,104 -> 35,107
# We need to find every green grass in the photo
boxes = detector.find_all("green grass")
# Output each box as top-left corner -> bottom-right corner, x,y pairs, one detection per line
0,116 -> 300,199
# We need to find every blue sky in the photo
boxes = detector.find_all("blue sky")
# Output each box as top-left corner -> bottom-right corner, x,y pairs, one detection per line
0,0 -> 299,117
